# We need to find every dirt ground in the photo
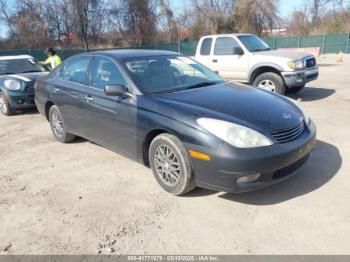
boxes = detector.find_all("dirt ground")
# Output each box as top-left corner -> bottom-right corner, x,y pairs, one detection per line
0,54 -> 349,255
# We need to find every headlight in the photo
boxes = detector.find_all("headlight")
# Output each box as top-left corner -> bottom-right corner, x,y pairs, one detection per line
288,59 -> 305,70
197,118 -> 273,148
287,97 -> 310,125
4,79 -> 22,91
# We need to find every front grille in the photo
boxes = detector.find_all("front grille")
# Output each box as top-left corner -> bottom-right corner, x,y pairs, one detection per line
306,58 -> 316,68
272,122 -> 305,143
25,81 -> 35,94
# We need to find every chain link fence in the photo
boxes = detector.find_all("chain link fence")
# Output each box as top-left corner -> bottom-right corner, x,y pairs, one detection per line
0,33 -> 349,60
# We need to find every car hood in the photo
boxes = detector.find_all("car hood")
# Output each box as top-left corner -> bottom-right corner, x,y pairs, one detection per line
151,82 -> 304,133
254,49 -> 312,60
0,72 -> 48,82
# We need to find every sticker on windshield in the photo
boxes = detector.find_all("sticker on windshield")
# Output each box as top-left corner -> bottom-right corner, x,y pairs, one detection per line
28,59 -> 36,64
178,56 -> 195,65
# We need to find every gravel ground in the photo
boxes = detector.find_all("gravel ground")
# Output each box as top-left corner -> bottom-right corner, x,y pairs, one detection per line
0,54 -> 349,255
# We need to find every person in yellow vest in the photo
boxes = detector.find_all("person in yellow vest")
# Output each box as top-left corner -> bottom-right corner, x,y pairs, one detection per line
40,47 -> 62,69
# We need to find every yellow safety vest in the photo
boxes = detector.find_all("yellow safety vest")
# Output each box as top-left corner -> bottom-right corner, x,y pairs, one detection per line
45,54 -> 62,69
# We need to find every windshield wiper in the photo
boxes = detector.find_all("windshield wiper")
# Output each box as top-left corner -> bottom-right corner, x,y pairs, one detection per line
184,81 -> 221,90
1,72 -> 16,75
20,70 -> 42,73
251,48 -> 271,52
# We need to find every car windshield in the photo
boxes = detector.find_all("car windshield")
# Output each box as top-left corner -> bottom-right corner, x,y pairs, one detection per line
0,58 -> 48,75
238,35 -> 272,52
122,55 -> 225,94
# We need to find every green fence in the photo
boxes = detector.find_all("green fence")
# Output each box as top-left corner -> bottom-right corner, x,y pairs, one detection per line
0,43 -> 198,61
0,33 -> 349,60
263,33 -> 350,54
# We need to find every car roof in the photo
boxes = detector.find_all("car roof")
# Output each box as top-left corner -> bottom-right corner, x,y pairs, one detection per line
200,33 -> 253,38
0,55 -> 34,60
88,49 -> 179,59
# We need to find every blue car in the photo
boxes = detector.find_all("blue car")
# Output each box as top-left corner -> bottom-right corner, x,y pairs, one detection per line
0,55 -> 49,115
35,50 -> 316,195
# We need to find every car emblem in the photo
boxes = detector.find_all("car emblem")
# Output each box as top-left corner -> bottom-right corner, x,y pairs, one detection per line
283,113 -> 292,119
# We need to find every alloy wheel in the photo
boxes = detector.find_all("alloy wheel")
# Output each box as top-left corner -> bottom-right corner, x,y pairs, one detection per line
0,95 -> 8,114
258,79 -> 276,92
154,144 -> 181,186
51,110 -> 64,137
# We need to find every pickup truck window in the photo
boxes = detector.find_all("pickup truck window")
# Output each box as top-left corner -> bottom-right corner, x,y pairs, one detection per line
237,35 -> 271,52
214,37 -> 240,55
200,38 -> 212,55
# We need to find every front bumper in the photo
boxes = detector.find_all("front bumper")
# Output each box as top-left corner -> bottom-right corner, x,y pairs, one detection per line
282,66 -> 319,88
1,89 -> 36,109
185,120 -> 316,193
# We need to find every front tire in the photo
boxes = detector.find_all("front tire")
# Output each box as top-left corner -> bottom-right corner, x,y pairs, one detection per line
253,72 -> 286,95
49,105 -> 76,143
0,93 -> 15,116
149,133 -> 196,195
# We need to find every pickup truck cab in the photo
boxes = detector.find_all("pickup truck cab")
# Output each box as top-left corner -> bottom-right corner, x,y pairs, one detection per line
194,34 -> 319,94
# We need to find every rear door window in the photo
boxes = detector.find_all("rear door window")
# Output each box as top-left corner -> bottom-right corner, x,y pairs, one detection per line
58,56 -> 91,85
200,38 -> 213,55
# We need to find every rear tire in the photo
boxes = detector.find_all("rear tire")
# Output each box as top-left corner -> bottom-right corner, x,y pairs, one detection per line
0,92 -> 15,116
253,72 -> 286,95
286,84 -> 305,94
49,105 -> 76,143
149,133 -> 196,195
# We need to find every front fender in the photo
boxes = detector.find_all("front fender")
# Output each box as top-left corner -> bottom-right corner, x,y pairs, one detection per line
248,62 -> 285,83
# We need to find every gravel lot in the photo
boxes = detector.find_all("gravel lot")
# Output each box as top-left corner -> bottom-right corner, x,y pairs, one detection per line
0,54 -> 349,255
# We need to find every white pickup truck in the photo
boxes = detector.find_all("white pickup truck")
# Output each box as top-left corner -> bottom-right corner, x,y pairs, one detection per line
194,33 -> 319,94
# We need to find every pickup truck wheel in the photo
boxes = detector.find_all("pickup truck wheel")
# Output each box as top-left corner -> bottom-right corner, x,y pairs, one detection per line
149,133 -> 196,195
253,72 -> 285,95
49,105 -> 76,143
0,92 -> 15,116
286,84 -> 305,94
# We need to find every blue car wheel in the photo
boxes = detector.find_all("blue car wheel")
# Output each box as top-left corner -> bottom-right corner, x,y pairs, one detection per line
0,92 -> 15,116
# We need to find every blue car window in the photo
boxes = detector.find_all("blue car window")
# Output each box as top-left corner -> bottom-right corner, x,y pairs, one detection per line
59,56 -> 91,85
91,57 -> 127,90
122,55 -> 224,94
0,59 -> 48,75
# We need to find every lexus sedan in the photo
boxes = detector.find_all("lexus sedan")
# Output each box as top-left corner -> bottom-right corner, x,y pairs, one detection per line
0,55 -> 49,115
35,50 -> 316,195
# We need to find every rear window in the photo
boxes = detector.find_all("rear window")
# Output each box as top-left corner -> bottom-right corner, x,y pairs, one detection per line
200,38 -> 212,56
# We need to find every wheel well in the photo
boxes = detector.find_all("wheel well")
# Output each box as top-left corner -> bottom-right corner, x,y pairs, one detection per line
249,66 -> 282,84
142,129 -> 168,167
45,101 -> 54,121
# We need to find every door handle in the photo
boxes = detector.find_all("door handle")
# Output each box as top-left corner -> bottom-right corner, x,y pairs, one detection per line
212,59 -> 218,63
85,95 -> 94,102
53,87 -> 60,93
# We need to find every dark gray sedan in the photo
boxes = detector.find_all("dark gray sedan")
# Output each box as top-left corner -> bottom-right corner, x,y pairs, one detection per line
35,50 -> 316,195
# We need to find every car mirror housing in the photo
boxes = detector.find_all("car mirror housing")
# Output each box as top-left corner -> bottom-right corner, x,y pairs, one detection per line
104,84 -> 133,98
233,47 -> 244,56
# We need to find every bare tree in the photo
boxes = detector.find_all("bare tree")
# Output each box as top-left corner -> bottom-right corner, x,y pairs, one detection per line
0,0 -> 15,38
232,0 -> 280,36
191,0 -> 235,33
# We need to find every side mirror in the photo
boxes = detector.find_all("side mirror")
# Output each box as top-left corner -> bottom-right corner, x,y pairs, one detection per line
104,84 -> 133,98
233,47 -> 244,56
